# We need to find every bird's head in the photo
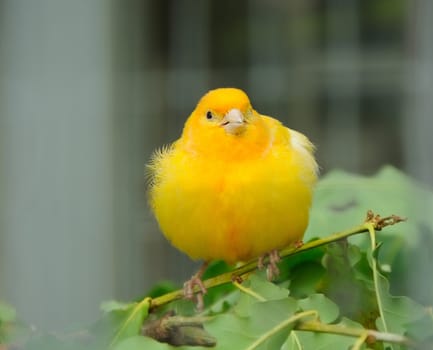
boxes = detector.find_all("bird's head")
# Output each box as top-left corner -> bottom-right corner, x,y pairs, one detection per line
181,88 -> 269,159
189,88 -> 252,135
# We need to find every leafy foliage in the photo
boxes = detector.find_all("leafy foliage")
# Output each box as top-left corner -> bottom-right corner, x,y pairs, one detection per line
1,167 -> 432,349
308,166 -> 433,304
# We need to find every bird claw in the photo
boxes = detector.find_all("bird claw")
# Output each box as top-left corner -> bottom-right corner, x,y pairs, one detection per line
293,240 -> 304,249
267,249 -> 281,280
183,275 -> 207,311
231,274 -> 243,284
257,255 -> 265,270
183,263 -> 208,311
258,249 -> 281,281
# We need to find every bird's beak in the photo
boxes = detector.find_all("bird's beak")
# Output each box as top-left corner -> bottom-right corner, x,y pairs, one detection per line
220,109 -> 246,135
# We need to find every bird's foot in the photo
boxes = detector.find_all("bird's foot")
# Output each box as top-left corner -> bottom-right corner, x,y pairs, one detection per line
293,240 -> 304,249
183,262 -> 208,311
231,274 -> 244,284
258,249 -> 281,281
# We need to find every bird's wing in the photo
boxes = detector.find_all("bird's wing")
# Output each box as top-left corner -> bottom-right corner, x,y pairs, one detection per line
262,115 -> 319,177
288,128 -> 319,177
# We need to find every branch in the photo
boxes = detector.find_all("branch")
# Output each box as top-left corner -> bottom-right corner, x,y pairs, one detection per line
141,311 -> 414,348
295,320 -> 414,348
150,211 -> 406,309
142,312 -> 216,347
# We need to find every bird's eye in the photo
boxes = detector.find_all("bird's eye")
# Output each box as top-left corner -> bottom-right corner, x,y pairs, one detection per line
206,111 -> 213,120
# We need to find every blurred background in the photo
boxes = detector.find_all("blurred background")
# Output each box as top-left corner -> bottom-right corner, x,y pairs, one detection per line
1,0 -> 432,331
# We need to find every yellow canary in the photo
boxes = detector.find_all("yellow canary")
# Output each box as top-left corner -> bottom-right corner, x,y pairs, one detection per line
147,88 -> 318,267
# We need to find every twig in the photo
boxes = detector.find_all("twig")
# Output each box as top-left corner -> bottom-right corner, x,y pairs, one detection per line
232,281 -> 266,302
364,211 -> 407,349
365,210 -> 407,230
295,321 -> 414,347
150,211 -> 406,309
142,312 -> 216,347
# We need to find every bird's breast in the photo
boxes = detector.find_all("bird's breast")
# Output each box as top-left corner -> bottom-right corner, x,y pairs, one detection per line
150,142 -> 314,263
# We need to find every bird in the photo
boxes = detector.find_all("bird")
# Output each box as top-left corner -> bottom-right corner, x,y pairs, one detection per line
147,88 -> 318,309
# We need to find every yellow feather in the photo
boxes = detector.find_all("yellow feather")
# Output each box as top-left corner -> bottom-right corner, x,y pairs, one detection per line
147,88 -> 318,264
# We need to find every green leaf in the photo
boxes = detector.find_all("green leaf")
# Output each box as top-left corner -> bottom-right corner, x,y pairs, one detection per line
206,306 -> 296,350
234,274 -> 292,317
307,166 -> 433,305
307,166 -> 419,240
206,284 -> 299,350
321,241 -> 378,326
247,273 -> 290,300
89,298 -> 151,348
248,299 -> 298,333
375,273 -> 427,335
205,313 -> 256,349
297,294 -> 339,324
288,261 -> 325,298
109,298 -> 151,347
404,310 -> 433,343
249,300 -> 299,350
278,244 -> 326,283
